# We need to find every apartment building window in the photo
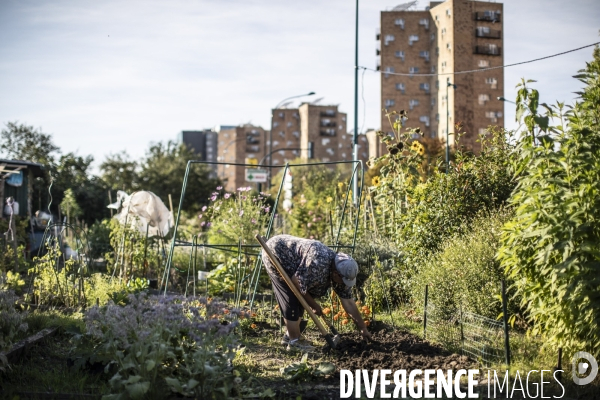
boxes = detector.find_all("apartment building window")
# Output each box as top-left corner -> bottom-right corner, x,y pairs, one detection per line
477,26 -> 490,35
409,66 -> 419,74
396,83 -> 406,93
286,140 -> 294,147
485,77 -> 498,89
322,109 -> 336,117
419,116 -> 430,127
478,94 -> 490,105
395,18 -> 405,29
441,61 -> 447,71
485,111 -> 502,123
431,33 -> 436,42
441,27 -> 446,36
479,60 -> 490,68
431,98 -> 436,106
320,128 -> 336,137
419,50 -> 430,61
273,122 -> 279,127
479,128 -> 488,135
419,19 -> 429,29
384,66 -> 395,78
408,35 -> 419,45
420,82 -> 430,92
447,42 -> 452,51
409,99 -> 420,110
431,66 -> 436,73
286,121 -> 293,127
278,112 -> 284,118
292,131 -> 300,138
384,99 -> 396,107
384,34 -> 395,45
446,8 -> 451,16
278,131 -> 285,138
395,50 -> 405,60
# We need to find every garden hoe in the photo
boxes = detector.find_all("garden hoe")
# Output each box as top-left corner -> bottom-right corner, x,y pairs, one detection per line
255,234 -> 341,350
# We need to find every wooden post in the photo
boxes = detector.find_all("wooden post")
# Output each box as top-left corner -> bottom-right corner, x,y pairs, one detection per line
168,194 -> 174,215
108,190 -> 113,217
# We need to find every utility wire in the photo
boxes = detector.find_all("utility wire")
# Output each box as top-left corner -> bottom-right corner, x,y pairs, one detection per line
361,41 -> 600,77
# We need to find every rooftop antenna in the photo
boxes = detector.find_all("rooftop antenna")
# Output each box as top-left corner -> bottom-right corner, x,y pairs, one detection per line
277,101 -> 293,109
310,97 -> 324,105
392,0 -> 418,11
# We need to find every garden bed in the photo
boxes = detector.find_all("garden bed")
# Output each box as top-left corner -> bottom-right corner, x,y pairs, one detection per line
328,329 -> 474,373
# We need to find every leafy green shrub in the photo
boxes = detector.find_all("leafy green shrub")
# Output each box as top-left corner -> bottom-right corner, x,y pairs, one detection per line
200,186 -> 271,245
29,242 -> 86,307
411,210 -> 517,320
366,121 -> 515,308
87,220 -> 112,261
498,48 -> 600,356
80,294 -> 241,399
0,270 -> 26,294
0,290 -> 28,370
280,353 -> 335,382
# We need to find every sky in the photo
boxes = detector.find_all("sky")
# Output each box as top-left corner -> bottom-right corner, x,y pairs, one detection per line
0,0 -> 598,171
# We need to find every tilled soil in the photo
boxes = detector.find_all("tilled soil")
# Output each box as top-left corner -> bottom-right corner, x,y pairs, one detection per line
328,329 -> 474,373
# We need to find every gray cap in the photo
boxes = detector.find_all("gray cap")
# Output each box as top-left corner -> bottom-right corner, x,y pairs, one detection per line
335,252 -> 358,287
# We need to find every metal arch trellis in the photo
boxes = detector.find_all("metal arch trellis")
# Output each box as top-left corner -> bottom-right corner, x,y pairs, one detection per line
160,159 -> 365,309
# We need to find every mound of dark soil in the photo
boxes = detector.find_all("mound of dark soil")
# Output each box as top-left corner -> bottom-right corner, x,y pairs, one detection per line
329,330 -> 474,372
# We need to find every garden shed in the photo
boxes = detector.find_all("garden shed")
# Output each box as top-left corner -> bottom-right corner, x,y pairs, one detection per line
0,159 -> 45,219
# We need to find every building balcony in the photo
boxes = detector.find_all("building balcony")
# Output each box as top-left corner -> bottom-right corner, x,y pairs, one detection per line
320,129 -> 336,137
475,12 -> 501,22
320,121 -> 337,127
474,45 -> 502,56
320,111 -> 336,117
475,29 -> 502,39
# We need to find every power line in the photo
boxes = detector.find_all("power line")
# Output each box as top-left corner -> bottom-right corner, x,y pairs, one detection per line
361,41 -> 600,77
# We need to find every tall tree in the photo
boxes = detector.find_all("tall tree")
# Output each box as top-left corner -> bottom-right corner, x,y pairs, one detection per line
99,151 -> 138,192
137,141 -> 220,212
0,122 -> 59,165
52,153 -> 109,224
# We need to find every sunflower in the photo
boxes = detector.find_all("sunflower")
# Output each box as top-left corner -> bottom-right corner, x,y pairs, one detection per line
418,145 -> 425,156
372,176 -> 381,187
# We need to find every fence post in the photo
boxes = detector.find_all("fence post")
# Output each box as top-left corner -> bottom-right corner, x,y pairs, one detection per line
424,284 -> 429,339
556,348 -> 563,383
460,304 -> 465,354
501,280 -> 511,366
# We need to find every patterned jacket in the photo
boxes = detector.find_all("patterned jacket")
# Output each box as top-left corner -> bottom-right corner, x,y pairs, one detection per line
262,234 -> 352,299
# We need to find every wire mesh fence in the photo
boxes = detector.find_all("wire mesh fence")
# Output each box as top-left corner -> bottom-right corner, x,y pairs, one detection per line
425,301 -> 507,367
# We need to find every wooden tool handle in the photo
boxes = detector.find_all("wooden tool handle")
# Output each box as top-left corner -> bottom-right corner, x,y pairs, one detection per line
255,234 -> 331,338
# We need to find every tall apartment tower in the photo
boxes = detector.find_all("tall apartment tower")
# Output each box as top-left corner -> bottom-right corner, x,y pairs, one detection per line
179,130 -> 219,178
215,124 -> 268,192
379,0 -> 504,153
270,103 -> 368,167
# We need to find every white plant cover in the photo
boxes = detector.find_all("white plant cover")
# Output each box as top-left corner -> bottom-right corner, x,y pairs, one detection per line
108,191 -> 173,237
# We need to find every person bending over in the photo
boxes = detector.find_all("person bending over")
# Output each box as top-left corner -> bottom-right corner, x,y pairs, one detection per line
262,234 -> 372,352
